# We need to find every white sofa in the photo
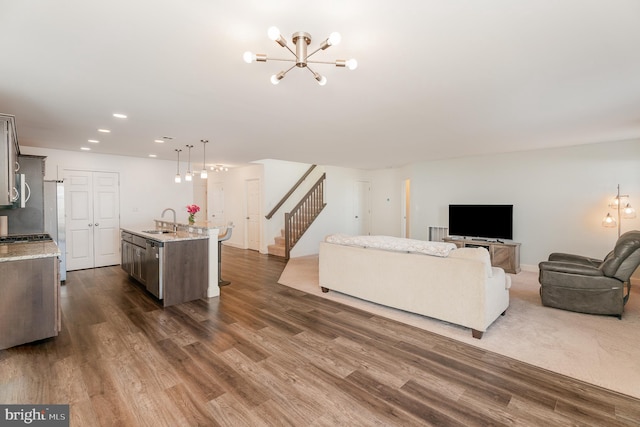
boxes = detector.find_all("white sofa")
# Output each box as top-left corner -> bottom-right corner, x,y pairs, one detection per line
318,236 -> 511,338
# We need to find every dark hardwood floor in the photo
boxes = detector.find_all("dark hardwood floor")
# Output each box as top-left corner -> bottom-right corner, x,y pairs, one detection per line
1,246 -> 639,426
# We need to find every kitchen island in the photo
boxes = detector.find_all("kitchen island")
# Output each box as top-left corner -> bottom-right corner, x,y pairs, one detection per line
120,226 -> 220,306
0,240 -> 61,350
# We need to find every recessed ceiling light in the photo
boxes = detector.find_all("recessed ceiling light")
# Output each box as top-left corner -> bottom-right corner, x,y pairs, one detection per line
98,128 -> 111,133
162,136 -> 174,140
80,147 -> 91,151
148,154 -> 157,158
154,139 -> 164,143
113,113 -> 127,119
88,139 -> 99,143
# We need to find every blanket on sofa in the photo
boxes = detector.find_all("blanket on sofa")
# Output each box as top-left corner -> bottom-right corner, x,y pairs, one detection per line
324,234 -> 457,257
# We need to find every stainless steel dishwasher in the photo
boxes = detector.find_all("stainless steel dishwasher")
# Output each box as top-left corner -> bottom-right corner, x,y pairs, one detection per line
145,239 -> 164,299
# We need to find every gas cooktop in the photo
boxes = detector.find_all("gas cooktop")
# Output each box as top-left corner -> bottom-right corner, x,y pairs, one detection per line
0,233 -> 53,244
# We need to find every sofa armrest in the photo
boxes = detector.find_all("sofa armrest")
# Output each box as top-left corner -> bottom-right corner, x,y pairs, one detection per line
548,253 -> 602,267
539,261 -> 604,276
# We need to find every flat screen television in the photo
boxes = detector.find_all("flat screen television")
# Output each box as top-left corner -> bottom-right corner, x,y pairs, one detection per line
448,204 -> 513,240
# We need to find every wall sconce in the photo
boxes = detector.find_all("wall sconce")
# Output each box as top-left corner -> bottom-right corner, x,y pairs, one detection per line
200,140 -> 208,179
602,184 -> 636,237
174,149 -> 182,183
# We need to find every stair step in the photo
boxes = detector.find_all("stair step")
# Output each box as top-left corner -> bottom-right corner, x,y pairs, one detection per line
268,244 -> 286,258
274,236 -> 285,245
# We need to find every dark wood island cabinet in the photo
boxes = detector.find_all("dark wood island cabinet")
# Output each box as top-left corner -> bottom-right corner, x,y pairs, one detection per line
121,228 -> 209,307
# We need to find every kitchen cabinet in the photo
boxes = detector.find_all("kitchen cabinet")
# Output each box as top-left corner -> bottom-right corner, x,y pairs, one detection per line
0,114 -> 19,207
121,231 -> 146,284
0,254 -> 60,350
120,229 -> 208,307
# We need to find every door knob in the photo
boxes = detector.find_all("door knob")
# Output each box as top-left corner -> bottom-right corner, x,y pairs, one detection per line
246,217 -> 249,220
355,216 -> 359,218
95,223 -> 99,226
88,223 -> 93,227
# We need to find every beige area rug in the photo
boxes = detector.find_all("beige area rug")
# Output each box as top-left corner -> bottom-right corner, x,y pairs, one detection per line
278,255 -> 640,399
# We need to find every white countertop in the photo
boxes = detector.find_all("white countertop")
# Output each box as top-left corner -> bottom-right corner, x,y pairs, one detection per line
121,227 -> 210,243
0,240 -> 61,262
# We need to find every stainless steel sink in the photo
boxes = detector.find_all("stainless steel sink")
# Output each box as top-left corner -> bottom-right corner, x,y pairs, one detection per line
142,230 -> 172,234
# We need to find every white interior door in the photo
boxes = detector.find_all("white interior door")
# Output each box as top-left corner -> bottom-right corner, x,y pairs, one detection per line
401,179 -> 411,238
209,181 -> 225,225
194,176 -> 208,220
354,180 -> 371,235
64,170 -> 120,271
246,179 -> 260,251
93,172 -> 120,267
65,171 -> 94,270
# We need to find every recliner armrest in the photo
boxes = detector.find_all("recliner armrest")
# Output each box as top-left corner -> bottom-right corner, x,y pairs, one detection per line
548,253 -> 602,267
538,261 -> 604,276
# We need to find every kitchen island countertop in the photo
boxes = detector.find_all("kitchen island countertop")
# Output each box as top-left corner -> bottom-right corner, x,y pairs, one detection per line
120,228 -> 210,243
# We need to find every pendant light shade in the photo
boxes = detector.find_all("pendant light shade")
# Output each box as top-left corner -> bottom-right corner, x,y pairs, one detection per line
185,144 -> 193,182
200,140 -> 208,179
174,149 -> 182,183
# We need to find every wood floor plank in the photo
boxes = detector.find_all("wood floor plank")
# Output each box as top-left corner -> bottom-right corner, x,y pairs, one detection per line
1,245 -> 638,426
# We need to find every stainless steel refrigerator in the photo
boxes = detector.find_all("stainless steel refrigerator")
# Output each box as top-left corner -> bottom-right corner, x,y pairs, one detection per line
44,180 -> 66,281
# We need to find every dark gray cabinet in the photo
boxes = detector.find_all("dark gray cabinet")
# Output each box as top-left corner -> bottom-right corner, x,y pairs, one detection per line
120,230 -> 208,307
0,256 -> 60,350
0,114 -> 19,207
121,231 -> 146,284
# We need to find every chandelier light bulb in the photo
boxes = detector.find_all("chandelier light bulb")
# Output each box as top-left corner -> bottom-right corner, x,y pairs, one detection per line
243,51 -> 255,63
200,169 -> 208,179
346,58 -> 358,70
267,26 -> 281,41
270,74 -> 280,85
315,74 -> 327,86
185,172 -> 192,182
328,32 -> 341,46
175,174 -> 181,184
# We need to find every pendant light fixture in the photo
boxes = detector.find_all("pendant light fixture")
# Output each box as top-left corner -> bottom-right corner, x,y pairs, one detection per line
200,140 -> 208,179
185,144 -> 193,182
174,149 -> 182,183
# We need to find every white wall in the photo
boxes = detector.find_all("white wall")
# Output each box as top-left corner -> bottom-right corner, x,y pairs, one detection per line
289,165 -> 374,257
408,139 -> 640,268
25,139 -> 640,272
20,146 -> 195,229
206,163 -> 263,249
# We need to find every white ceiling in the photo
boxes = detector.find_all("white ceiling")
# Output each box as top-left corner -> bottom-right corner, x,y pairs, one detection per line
2,0 -> 640,170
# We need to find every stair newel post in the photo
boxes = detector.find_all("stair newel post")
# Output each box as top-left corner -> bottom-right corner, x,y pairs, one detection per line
284,212 -> 291,260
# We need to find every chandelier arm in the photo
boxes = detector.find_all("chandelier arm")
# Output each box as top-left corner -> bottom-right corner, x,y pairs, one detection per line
266,57 -> 297,63
283,64 -> 297,74
305,64 -> 318,76
305,46 -> 324,60
306,59 -> 340,65
281,44 -> 297,57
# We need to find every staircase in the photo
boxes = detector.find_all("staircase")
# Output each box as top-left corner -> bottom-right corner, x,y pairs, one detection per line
267,172 -> 326,259
268,229 -> 286,258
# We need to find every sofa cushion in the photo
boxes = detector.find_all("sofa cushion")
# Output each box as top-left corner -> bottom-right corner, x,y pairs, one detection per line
324,234 -> 457,257
449,247 -> 493,278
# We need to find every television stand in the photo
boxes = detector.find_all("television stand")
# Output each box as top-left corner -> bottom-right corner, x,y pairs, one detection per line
443,238 -> 521,274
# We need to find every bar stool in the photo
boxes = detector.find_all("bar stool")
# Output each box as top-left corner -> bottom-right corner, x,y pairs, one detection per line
218,222 -> 234,286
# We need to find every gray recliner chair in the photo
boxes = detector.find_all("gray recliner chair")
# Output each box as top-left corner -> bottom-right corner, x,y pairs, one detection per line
538,230 -> 640,318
